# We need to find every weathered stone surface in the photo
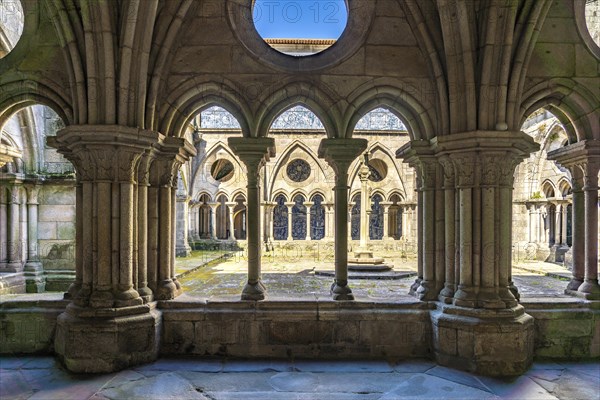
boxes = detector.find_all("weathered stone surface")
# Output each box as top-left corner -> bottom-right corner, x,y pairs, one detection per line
101,372 -> 210,400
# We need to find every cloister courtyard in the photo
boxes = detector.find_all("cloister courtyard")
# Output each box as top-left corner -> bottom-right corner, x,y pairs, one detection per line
169,249 -> 569,301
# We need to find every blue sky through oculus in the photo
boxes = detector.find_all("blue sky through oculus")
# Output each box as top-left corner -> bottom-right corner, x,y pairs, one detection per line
253,0 -> 348,40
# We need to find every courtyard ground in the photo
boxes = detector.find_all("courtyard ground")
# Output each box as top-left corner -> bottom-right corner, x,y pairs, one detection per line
176,249 -> 572,301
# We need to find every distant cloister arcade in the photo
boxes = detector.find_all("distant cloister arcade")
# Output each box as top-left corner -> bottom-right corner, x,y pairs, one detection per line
182,105 -> 418,249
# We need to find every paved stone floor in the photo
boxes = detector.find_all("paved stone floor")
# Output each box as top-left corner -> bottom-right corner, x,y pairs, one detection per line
1,357 -> 598,399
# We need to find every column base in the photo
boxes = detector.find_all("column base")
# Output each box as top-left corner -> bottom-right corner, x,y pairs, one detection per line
565,279 -> 600,300
175,244 -> 192,257
331,281 -> 354,301
566,277 -> 583,291
416,280 -> 439,301
55,303 -> 161,373
431,304 -> 534,377
438,284 -> 455,304
241,280 -> 266,301
24,261 -> 46,293
409,277 -> 422,297
155,279 -> 178,300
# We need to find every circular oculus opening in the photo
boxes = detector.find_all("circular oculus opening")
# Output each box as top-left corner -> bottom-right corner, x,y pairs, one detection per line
252,0 -> 348,57
368,159 -> 387,182
287,159 -> 311,182
211,159 -> 234,182
0,0 -> 24,59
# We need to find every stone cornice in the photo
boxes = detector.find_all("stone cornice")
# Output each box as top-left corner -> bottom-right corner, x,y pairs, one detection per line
547,139 -> 600,166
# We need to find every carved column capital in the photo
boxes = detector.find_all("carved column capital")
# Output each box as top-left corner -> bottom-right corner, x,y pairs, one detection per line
47,125 -> 163,183
318,138 -> 368,180
25,184 -> 41,205
228,137 -> 275,186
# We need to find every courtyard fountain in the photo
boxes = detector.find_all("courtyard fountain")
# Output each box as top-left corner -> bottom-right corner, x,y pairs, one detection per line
347,152 -> 393,272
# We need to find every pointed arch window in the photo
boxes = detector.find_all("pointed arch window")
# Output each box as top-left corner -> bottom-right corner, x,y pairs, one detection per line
310,194 -> 325,240
291,195 -> 307,240
355,108 -> 407,131
273,194 -> 288,240
271,106 -> 324,130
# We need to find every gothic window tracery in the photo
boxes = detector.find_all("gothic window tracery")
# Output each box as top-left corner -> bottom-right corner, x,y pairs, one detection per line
286,159 -> 311,182
351,195 -> 360,240
199,106 -> 242,130
355,108 -> 407,131
292,195 -> 307,240
271,106 -> 325,130
273,194 -> 288,240
369,194 -> 384,240
311,194 -> 325,240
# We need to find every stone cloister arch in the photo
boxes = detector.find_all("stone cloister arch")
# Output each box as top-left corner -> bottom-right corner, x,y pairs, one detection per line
518,84 -> 600,298
0,0 -> 598,379
0,104 -> 73,294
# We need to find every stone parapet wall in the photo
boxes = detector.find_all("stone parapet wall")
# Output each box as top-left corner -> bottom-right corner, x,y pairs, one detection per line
2,297 -> 599,364
160,299 -> 433,359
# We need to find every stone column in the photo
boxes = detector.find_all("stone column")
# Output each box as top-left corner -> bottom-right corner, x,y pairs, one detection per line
400,131 -> 538,377
347,202 -> 354,241
264,202 -> 274,243
547,140 -> 599,297
24,184 -> 45,292
319,138 -> 368,300
304,201 -> 314,240
136,152 -> 153,302
285,202 -> 294,240
579,161 -> 600,297
228,137 -> 275,301
175,193 -> 191,257
553,202 -> 561,245
207,202 -> 218,239
358,158 -> 370,250
7,185 -> 22,272
400,147 -> 439,301
226,202 -> 236,240
19,190 -> 27,265
438,156 -> 456,303
540,205 -> 548,245
381,202 -> 392,239
149,138 -> 195,300
324,202 -> 333,238
285,201 -> 296,241
48,126 -> 174,373
561,202 -> 568,246
0,185 -> 8,269
260,202 -> 265,242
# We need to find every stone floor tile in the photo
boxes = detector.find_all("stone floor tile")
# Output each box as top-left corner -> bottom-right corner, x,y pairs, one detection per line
268,372 -> 320,392
379,373 -> 498,400
0,357 -> 33,370
21,357 -> 58,370
269,372 -> 406,394
206,392 -> 382,400
293,359 -> 393,373
425,365 -> 492,392
222,359 -> 294,372
99,370 -> 147,389
477,375 -> 559,400
26,373 -> 116,400
177,371 -> 276,392
550,369 -> 600,400
99,372 -> 209,400
559,361 -> 600,379
529,362 -> 566,370
133,358 -> 223,373
0,371 -> 34,400
392,359 -> 437,373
